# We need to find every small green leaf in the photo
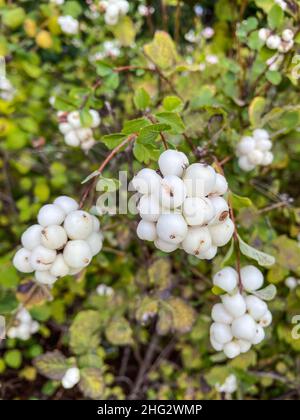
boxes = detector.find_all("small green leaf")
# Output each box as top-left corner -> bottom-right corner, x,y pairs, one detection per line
4,350 -> 22,369
268,4 -> 284,30
266,70 -> 282,85
162,96 -> 183,112
212,286 -> 226,295
253,284 -> 277,301
133,88 -> 150,111
105,316 -> 133,346
156,112 -> 185,133
101,133 -> 126,150
238,235 -> 275,267
122,118 -> 150,134
137,123 -> 171,144
34,351 -> 68,380
81,170 -> 100,184
231,192 -> 253,209
70,310 -> 102,355
144,31 -> 179,70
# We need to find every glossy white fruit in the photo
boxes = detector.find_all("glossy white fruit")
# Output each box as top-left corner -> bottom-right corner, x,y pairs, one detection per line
158,175 -> 187,209
131,168 -> 161,195
278,39 -> 294,53
253,129 -> 269,141
181,226 -> 211,255
67,111 -> 81,129
209,196 -> 229,224
30,246 -> 56,271
183,163 -> 216,197
248,149 -> 264,165
138,194 -> 160,222
59,122 -> 72,135
50,254 -> 70,277
91,215 -> 100,232
13,248 -> 33,273
86,232 -> 103,256
118,0 -> 130,14
41,225 -> 68,250
77,127 -> 93,142
136,220 -> 157,241
37,204 -> 65,227
258,28 -> 271,42
222,293 -> 246,318
237,339 -> 251,353
209,218 -> 234,247
282,29 -> 294,42
211,303 -> 233,324
158,150 -> 189,177
89,109 -> 101,127
53,196 -> 79,215
213,267 -> 238,293
210,336 -> 224,351
64,210 -> 93,240
154,238 -> 178,253
21,224 -> 42,251
259,310 -> 272,327
236,136 -> 255,155
266,34 -> 281,49
156,214 -> 188,244
30,321 -> 39,334
62,367 -> 80,389
240,265 -> 264,292
210,322 -> 233,344
231,314 -> 257,341
18,308 -> 32,323
65,131 -> 80,147
261,151 -> 273,166
210,173 -> 228,196
238,156 -> 256,172
252,324 -> 265,345
245,295 -> 268,320
105,12 -> 118,25
63,240 -> 92,269
35,270 -> 57,285
183,196 -> 215,226
81,138 -> 95,151
256,138 -> 272,152
223,341 -> 241,359
197,245 -> 217,260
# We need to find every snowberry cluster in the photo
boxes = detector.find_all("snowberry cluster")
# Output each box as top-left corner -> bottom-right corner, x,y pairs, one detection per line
58,109 -> 101,150
285,276 -> 300,290
210,266 -> 272,359
132,150 -> 234,259
90,40 -> 121,61
259,28 -> 294,53
138,4 -> 155,17
58,15 -> 79,35
13,196 -> 103,285
99,0 -> 129,25
61,367 -> 80,389
7,308 -> 39,341
236,129 -> 273,172
0,76 -> 15,101
96,283 -> 114,296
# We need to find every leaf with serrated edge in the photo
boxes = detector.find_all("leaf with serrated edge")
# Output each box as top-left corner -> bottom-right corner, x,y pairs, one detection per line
34,351 -> 68,380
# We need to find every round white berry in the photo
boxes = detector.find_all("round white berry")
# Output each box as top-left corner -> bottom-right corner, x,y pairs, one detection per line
156,214 -> 188,245
136,220 -> 157,241
238,156 -> 256,172
222,293 -> 246,318
258,28 -> 271,42
18,308 -> 32,323
158,150 -> 189,177
41,225 -> 68,250
37,204 -> 65,227
282,29 -> 294,42
29,246 -> 56,271
118,0 -> 129,14
131,168 -> 161,195
255,138 -> 272,152
77,127 -> 93,143
62,367 -> 80,389
213,267 -> 238,293
266,34 -> 281,50
248,149 -> 264,165
158,175 -> 187,209
65,131 -> 80,147
13,248 -> 33,273
245,295 -> 268,321
30,321 -> 39,334
278,39 -> 294,53
209,218 -> 234,247
67,111 -> 81,129
86,232 -> 103,256
91,215 -> 100,232
198,245 -> 217,260
138,194 -> 161,222
252,324 -> 265,345
211,303 -> 233,324
63,240 -> 92,269
236,136 -> 255,156
50,254 -> 70,277
261,151 -> 274,166
21,224 -> 42,251
232,314 -> 257,341
240,265 -> 264,292
183,163 -> 216,197
181,226 -> 212,256
59,122 -> 72,135
53,196 -> 79,215
183,197 -> 215,226
223,341 -> 241,359
210,322 -> 233,345
237,339 -> 251,353
64,210 -> 93,240
35,270 -> 57,285
210,173 -> 228,196
81,138 -> 95,151
154,238 -> 178,253
253,129 -> 269,141
210,336 -> 224,351
89,109 -> 101,128
259,310 -> 272,327
208,196 -> 229,224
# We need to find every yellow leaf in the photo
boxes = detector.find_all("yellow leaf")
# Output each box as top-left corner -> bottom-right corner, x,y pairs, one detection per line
111,16 -> 135,47
144,31 -> 180,70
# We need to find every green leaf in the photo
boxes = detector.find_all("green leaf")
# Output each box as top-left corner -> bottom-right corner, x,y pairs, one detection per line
70,310 -> 102,355
253,284 -> 277,301
95,62 -> 113,77
101,133 -> 126,150
268,4 -> 284,30
105,316 -> 133,346
80,109 -> 93,128
137,123 -> 171,144
155,112 -> 185,133
34,351 -> 68,380
2,7 -> 25,29
4,350 -> 22,369
122,118 -> 150,135
133,142 -> 151,163
133,88 -> 150,111
162,96 -> 183,112
231,192 -> 253,209
62,1 -> 82,18
111,16 -> 135,47
0,291 -> 18,314
238,235 -> 275,267
78,368 -> 105,400
212,286 -> 226,296
248,97 -> 266,127
144,31 -> 179,70
266,70 -> 282,85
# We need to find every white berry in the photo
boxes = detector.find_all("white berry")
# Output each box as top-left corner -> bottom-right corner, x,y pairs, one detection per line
183,163 -> 216,197
35,270 -> 57,285
158,175 -> 187,209
208,196 -> 229,224
64,210 -> 93,240
13,248 -> 33,273
231,314 -> 257,341
210,173 -> 228,196
181,226 -> 212,255
213,267 -> 238,293
252,324 -> 265,345
63,240 -> 92,269
210,322 -> 233,344
131,168 -> 161,195
245,295 -> 268,320
240,265 -> 264,291
211,303 -> 233,324
223,341 -> 241,359
156,214 -> 188,244
222,293 -> 246,318
41,225 -> 68,250
136,220 -> 157,241
37,204 -> 65,227
86,232 -> 103,256
53,196 -> 79,215
183,197 -> 215,226
138,194 -> 161,222
21,224 -> 42,251
209,218 -> 234,247
158,149 -> 189,177
50,254 -> 70,277
30,245 -> 56,271
154,238 -> 179,253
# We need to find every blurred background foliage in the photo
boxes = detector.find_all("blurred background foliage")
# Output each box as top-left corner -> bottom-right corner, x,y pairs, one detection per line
1,0 -> 300,400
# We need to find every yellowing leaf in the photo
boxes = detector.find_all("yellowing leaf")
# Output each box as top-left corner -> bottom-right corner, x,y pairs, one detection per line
248,97 -> 266,127
144,31 -> 179,70
111,16 -> 135,47
79,368 -> 105,400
